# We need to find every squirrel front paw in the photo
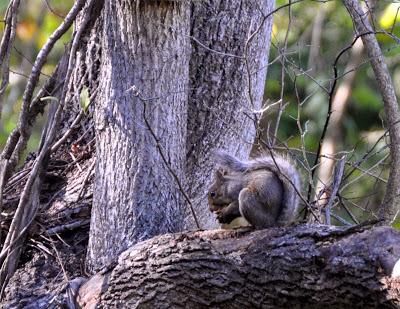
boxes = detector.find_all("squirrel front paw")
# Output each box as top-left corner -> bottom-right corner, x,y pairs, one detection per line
216,209 -> 238,224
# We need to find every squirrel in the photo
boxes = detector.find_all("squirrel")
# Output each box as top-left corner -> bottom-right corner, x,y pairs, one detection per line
208,150 -> 301,229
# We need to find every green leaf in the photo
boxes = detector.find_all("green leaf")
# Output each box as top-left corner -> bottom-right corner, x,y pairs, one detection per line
80,87 -> 90,112
392,220 -> 400,230
379,3 -> 400,30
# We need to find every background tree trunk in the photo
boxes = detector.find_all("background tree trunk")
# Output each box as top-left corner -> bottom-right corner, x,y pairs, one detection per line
78,224 -> 400,308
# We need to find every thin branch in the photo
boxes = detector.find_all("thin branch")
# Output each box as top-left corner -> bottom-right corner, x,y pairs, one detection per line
339,195 -> 359,225
343,129 -> 389,182
273,0 -> 293,146
51,110 -> 84,152
314,36 -> 364,216
44,0 -> 66,18
13,47 -> 52,78
0,0 -> 21,116
341,153 -> 389,193
306,35 -> 362,204
325,155 -> 346,225
76,159 -> 96,201
186,35 -> 243,59
242,0 -> 306,128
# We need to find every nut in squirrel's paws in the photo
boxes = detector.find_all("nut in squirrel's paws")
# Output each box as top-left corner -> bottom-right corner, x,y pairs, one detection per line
216,209 -> 237,224
212,208 -> 227,223
217,215 -> 230,224
213,209 -> 226,223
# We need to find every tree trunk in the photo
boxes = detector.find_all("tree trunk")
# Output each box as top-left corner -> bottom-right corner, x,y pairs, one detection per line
87,0 -> 274,271
77,224 -> 400,308
87,0 -> 191,272
186,0 -> 274,229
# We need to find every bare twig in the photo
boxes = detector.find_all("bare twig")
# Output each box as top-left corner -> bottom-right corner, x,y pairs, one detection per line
306,34 -> 363,204
76,159 -> 96,201
314,37 -> 364,210
186,35 -> 243,59
46,220 -> 91,236
338,195 -> 359,225
325,155 -> 346,225
308,7 -> 327,72
279,53 -> 329,94
69,152 -> 83,172
341,153 -> 389,193
292,76 -> 318,219
242,0 -> 305,126
44,0 -> 66,18
51,110 -> 86,152
343,129 -> 389,182
13,47 -> 52,78
0,0 -> 21,115
273,0 -> 293,146
330,213 -> 352,226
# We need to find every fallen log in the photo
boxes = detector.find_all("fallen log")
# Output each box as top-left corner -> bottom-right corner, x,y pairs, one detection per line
78,224 -> 400,308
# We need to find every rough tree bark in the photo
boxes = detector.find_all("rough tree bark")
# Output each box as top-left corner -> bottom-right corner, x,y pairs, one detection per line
87,0 -> 191,272
77,224 -> 400,308
186,0 -> 273,229
87,0 -> 274,271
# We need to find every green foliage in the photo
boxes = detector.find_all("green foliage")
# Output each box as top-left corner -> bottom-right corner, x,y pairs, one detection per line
0,0 -> 73,151
268,1 -> 400,222
1,0 -> 399,224
392,221 -> 400,230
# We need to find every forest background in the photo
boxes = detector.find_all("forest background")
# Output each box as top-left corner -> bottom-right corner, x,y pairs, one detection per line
2,0 -> 400,226
1,0 -> 400,306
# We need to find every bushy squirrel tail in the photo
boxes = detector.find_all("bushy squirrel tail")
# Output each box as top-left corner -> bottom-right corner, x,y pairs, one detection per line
213,150 -> 301,226
213,150 -> 251,172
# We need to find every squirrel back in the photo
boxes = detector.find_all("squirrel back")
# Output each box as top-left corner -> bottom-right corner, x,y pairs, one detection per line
213,150 -> 301,226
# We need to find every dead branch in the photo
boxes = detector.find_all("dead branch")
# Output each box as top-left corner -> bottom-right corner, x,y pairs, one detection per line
0,0 -> 21,115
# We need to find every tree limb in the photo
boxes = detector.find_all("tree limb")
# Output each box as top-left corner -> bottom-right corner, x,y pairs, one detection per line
77,224 -> 400,308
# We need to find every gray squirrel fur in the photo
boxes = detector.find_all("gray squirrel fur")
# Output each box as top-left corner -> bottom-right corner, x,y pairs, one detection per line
208,150 -> 301,228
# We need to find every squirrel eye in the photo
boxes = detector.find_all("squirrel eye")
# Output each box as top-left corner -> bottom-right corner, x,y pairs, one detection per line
209,192 -> 216,198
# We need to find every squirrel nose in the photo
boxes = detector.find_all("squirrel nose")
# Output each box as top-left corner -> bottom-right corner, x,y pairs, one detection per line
209,192 -> 216,198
